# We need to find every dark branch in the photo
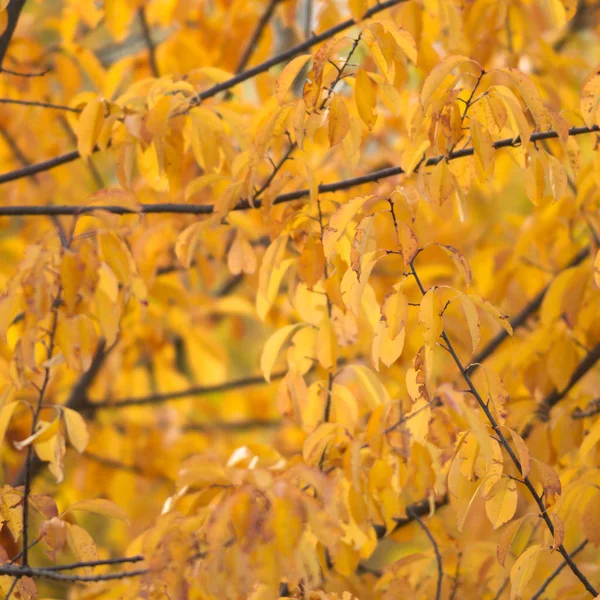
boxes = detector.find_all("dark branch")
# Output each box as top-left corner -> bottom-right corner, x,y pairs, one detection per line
12,339 -> 109,488
530,540 -> 589,600
0,0 -> 27,68
0,564 -> 148,582
235,0 -> 280,74
138,7 -> 159,77
521,341 -> 600,438
43,555 -> 144,571
89,370 -> 286,410
469,246 -> 590,368
407,509 -> 443,600
410,262 -> 598,598
572,398 -> 600,419
182,418 -> 281,432
0,98 -> 81,112
187,0 -> 408,106
2,125 -> 598,214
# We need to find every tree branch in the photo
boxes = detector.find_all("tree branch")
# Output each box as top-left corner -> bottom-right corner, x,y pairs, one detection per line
410,262 -> 598,598
186,0 -> 408,107
138,6 -> 159,77
236,0 -> 281,74
12,339 -> 109,488
89,370 -> 286,410
407,508 -> 443,600
521,341 -> 600,438
469,246 -> 590,368
530,540 -> 589,600
0,0 -> 27,68
0,564 -> 148,582
2,124 -> 598,213
43,555 -> 144,571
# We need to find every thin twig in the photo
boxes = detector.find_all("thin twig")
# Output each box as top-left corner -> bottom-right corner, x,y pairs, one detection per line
0,564 -> 148,582
0,0 -> 27,68
22,296 -> 62,566
89,370 -> 286,410
43,555 -> 144,571
521,342 -> 600,438
572,398 -> 600,419
530,540 -> 589,600
182,418 -> 281,432
469,247 -> 590,368
407,509 -> 443,600
410,262 -> 598,598
2,124 -> 598,211
236,0 -> 280,73
138,7 -> 159,77
12,340 -> 109,488
185,0 -> 408,108
0,98 -> 81,112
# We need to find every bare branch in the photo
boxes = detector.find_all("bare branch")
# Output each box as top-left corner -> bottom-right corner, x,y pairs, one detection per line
572,398 -> 600,419
410,262 -> 598,598
138,6 -> 159,77
0,0 -> 27,68
182,418 -> 281,432
407,508 -> 443,600
90,371 -> 286,410
521,341 -> 600,438
2,124 -> 598,212
44,555 -> 144,572
236,0 -> 281,74
469,246 -> 590,368
186,0 -> 408,107
530,540 -> 589,600
12,339 -> 109,488
0,564 -> 148,582
0,98 -> 81,112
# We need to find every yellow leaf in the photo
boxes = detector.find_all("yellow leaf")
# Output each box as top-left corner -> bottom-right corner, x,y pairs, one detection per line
531,458 -> 561,506
582,491 -> 600,544
0,402 -> 17,447
316,318 -> 337,370
63,498 -> 129,522
594,249 -> 600,288
62,408 -> 89,454
298,236 -> 326,289
458,293 -> 480,353
497,516 -> 528,567
469,294 -> 513,335
323,196 -> 372,259
581,68 -> 600,128
276,54 -> 312,104
371,318 -> 405,370
434,243 -> 471,286
260,324 -> 310,382
257,235 -> 290,320
421,56 -> 477,111
227,231 -> 257,275
579,418 -> 600,465
65,522 -> 98,562
419,287 -> 443,349
77,96 -> 105,160
507,429 -> 530,477
485,476 -> 518,529
348,0 -> 368,21
510,544 -> 544,600
496,68 -> 549,129
381,284 -> 408,339
175,221 -> 205,268
355,68 -> 378,129
328,94 -> 351,146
